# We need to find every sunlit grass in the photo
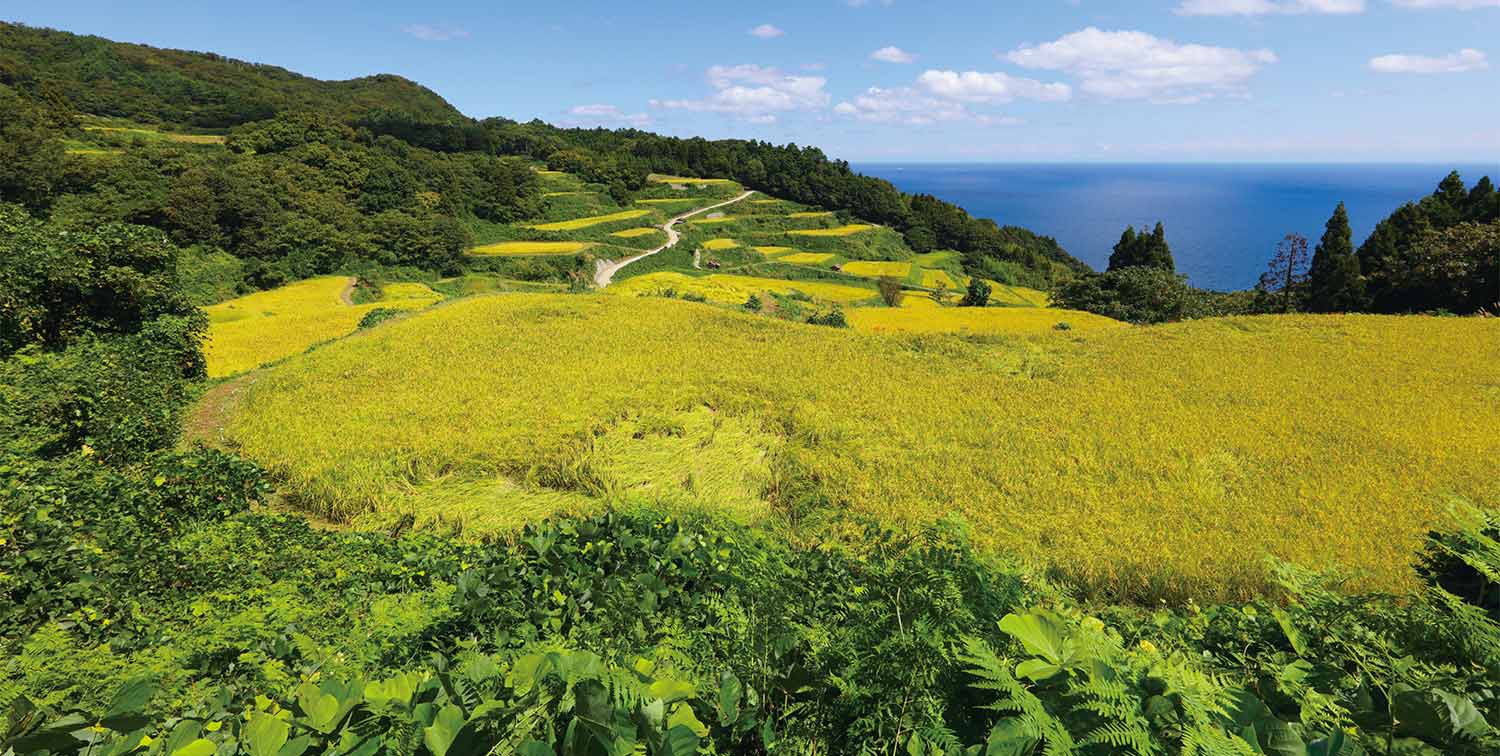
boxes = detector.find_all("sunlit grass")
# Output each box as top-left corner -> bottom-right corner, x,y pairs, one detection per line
790,224 -> 876,237
702,239 -> 739,250
469,241 -> 591,257
842,261 -> 912,278
848,304 -> 1123,336
607,272 -> 873,304
610,228 -> 662,239
209,296 -> 1500,601
790,211 -> 834,218
529,210 -> 650,231
651,175 -> 737,186
202,277 -> 441,378
754,246 -> 796,257
778,252 -> 836,264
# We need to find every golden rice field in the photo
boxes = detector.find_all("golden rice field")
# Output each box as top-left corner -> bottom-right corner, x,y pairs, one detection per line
847,304 -> 1124,336
202,277 -> 441,378
543,191 -> 594,198
986,283 -> 1052,307
607,272 -> 874,304
922,270 -> 959,289
636,198 -> 699,205
691,217 -> 738,225
202,295 -> 1500,601
529,209 -> 650,231
534,170 -> 565,176
790,224 -> 875,237
790,211 -> 834,218
610,228 -> 661,238
651,175 -> 736,185
778,252 -> 836,265
754,246 -> 795,257
469,241 -> 591,257
702,239 -> 739,250
842,261 -> 912,278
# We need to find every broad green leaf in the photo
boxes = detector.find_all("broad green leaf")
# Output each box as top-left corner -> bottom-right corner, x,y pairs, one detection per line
1393,688 -> 1487,744
294,684 -> 340,733
243,713 -> 290,756
517,741 -> 554,756
716,671 -> 743,726
659,724 -> 699,756
1262,718 -> 1307,756
101,677 -> 157,731
163,720 -> 202,756
422,704 -> 465,756
277,734 -> 311,756
170,738 -> 217,756
649,678 -> 696,704
667,703 -> 708,738
984,717 -> 1039,756
1014,659 -> 1061,682
998,613 -> 1071,666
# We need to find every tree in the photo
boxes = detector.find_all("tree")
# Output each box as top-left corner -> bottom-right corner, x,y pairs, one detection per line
961,278 -> 991,307
1258,233 -> 1310,314
1107,222 -> 1174,272
1306,203 -> 1367,313
1053,267 -> 1203,324
1468,177 -> 1497,223
877,276 -> 904,307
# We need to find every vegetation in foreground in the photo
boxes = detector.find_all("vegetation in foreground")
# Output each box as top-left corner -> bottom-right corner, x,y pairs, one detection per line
205,294 -> 1500,602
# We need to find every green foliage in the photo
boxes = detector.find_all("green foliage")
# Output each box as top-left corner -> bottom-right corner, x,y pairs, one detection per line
1359,171 -> 1500,313
0,83 -> 70,209
962,278 -> 992,308
1107,222 -> 1175,273
357,308 -> 403,329
1054,267 -> 1209,324
804,306 -> 848,328
1307,203 -> 1368,313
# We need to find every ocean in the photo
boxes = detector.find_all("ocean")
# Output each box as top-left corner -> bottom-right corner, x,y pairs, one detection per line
855,163 -> 1499,291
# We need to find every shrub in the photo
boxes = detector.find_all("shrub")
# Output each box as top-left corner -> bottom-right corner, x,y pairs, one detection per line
357,307 -> 402,329
962,278 -> 991,307
805,306 -> 848,328
877,275 -> 904,307
743,294 -> 763,312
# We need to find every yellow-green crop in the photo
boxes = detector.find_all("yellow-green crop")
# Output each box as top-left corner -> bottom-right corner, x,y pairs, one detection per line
702,239 -> 739,250
205,296 -> 1500,602
469,241 -> 591,256
842,261 -> 912,278
529,210 -> 650,231
847,304 -> 1123,336
610,228 -> 662,238
607,272 -> 872,303
790,224 -> 875,237
202,277 -> 441,378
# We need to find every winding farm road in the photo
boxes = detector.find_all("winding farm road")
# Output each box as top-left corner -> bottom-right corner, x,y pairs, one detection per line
593,190 -> 754,288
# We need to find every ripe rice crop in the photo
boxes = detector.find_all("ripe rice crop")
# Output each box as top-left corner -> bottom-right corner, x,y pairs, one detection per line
691,217 -> 738,225
637,198 -> 699,205
208,296 -> 1500,602
921,269 -> 959,289
202,277 -> 441,377
842,261 -> 912,278
651,175 -> 736,185
607,272 -> 873,304
754,246 -> 796,257
702,239 -> 739,250
543,191 -> 594,197
790,211 -> 834,218
469,241 -> 591,256
610,228 -> 661,238
790,224 -> 875,237
777,252 -> 835,264
529,210 -> 650,231
848,305 -> 1123,336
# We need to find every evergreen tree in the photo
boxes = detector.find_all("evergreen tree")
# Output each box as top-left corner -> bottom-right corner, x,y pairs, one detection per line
1307,203 -> 1367,312
1107,223 -> 1175,272
1258,233 -> 1311,314
1468,177 -> 1497,222
1436,171 -> 1468,208
1107,227 -> 1139,272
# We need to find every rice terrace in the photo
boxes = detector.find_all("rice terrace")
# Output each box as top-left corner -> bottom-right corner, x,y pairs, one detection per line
4,10 -> 1500,756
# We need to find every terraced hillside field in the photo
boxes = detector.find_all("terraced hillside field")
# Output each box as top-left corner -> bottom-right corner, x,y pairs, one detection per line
199,294 -> 1500,602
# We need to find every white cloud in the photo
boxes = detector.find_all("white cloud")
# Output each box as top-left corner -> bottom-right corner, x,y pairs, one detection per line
566,104 -> 653,128
400,24 -> 470,41
1369,48 -> 1489,73
1390,0 -> 1500,8
833,87 -> 1022,126
749,24 -> 784,39
653,64 -> 829,120
1176,0 -> 1364,14
1005,28 -> 1277,103
916,70 -> 1072,103
870,46 -> 916,64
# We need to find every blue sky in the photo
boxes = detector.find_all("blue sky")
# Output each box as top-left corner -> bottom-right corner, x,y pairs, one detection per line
5,0 -> 1499,162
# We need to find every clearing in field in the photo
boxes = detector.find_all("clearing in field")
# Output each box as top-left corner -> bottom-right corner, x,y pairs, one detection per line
790,224 -> 876,237
608,272 -> 873,304
610,228 -> 661,238
702,239 -> 739,250
848,304 -> 1123,336
778,252 -> 836,264
202,277 -> 441,378
205,296 -> 1500,602
842,261 -> 912,278
529,210 -> 651,231
83,125 -> 226,144
469,241 -> 590,257
543,191 -> 594,198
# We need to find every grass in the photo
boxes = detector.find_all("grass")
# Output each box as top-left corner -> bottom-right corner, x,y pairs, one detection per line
702,239 -> 739,251
842,261 -> 913,279
778,252 -> 836,265
607,272 -> 874,304
204,295 -> 1500,602
81,125 -> 226,145
637,199 -> 701,205
651,175 -> 737,186
790,225 -> 876,237
921,270 -> 959,289
611,228 -> 662,239
202,277 -> 441,378
754,246 -> 796,257
529,210 -> 650,232
469,241 -> 591,257
847,305 -> 1124,336
790,211 -> 834,218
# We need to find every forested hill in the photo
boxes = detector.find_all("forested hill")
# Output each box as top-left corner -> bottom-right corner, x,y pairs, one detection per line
0,21 -> 1090,286
0,22 -> 465,129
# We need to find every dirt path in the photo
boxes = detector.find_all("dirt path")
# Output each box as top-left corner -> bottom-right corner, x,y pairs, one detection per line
593,190 -> 754,288
338,276 -> 357,306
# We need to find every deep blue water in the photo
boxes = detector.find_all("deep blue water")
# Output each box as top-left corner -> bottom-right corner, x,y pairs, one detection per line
855,163 -> 1499,291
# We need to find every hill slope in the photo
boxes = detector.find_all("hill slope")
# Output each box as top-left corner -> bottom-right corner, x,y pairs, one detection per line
0,21 -> 464,128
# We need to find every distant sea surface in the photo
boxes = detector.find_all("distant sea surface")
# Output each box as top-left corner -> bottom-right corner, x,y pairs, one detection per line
855,163 -> 1499,291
